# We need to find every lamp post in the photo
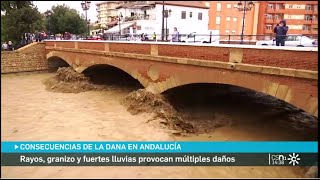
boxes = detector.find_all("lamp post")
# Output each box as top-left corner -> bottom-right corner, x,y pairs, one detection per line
81,1 -> 91,37
235,1 -> 254,44
164,9 -> 172,41
118,12 -> 123,37
44,10 -> 52,36
161,1 -> 165,41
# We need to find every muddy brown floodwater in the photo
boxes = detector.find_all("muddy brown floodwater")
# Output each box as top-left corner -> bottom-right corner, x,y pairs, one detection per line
1,69 -> 318,178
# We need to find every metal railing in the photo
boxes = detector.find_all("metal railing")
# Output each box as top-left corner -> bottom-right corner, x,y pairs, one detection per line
43,33 -> 318,47
93,33 -> 317,46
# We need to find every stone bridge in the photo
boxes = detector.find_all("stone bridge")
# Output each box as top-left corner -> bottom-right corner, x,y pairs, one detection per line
44,40 -> 318,117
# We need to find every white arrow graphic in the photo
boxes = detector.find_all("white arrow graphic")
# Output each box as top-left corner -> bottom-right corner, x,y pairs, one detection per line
14,145 -> 19,149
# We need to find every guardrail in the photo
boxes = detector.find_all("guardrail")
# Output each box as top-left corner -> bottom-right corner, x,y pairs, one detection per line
9,34 -> 317,49
94,34 -> 318,47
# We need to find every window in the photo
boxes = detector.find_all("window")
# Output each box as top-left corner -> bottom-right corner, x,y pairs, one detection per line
216,16 -> 220,24
226,17 -> 230,21
297,5 -> 301,9
274,14 -> 281,20
266,14 -> 273,19
268,4 -> 274,9
190,12 -> 192,18
225,30 -> 230,34
304,15 -> 312,20
288,5 -> 293,9
306,5 -> 312,10
266,25 -> 272,30
287,15 -> 291,19
217,3 -> 221,11
198,12 -> 202,20
233,17 -> 237,22
227,4 -> 231,8
181,11 -> 186,19
275,4 -> 281,9
232,30 -> 236,34
303,25 -> 310,30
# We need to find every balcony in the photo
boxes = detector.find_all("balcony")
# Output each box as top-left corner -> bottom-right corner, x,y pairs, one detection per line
266,8 -> 275,13
305,9 -> 314,14
311,29 -> 318,34
303,20 -> 312,24
123,15 -> 156,22
264,29 -> 273,34
302,30 -> 311,34
274,9 -> 285,14
265,19 -> 274,23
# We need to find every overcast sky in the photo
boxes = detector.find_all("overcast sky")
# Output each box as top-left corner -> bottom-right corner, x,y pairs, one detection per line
33,1 -> 101,22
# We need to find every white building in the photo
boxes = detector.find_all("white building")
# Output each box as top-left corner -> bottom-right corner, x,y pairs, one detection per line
106,1 -> 210,38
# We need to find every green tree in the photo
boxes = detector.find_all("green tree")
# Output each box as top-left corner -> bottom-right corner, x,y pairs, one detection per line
3,6 -> 43,43
1,1 -> 44,46
1,1 -> 33,15
47,5 -> 87,35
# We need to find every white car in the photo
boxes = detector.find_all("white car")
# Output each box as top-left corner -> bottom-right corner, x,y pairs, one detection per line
180,31 -> 220,45
256,35 -> 318,47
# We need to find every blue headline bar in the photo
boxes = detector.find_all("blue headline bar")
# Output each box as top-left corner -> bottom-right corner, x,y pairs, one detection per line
1,141 -> 318,153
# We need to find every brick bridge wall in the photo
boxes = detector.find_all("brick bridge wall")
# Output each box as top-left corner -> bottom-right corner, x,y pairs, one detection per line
1,42 -> 48,73
45,41 -> 318,117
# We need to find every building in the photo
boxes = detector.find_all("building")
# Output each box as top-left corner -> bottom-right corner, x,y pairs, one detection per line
257,1 -> 318,37
105,1 -> 210,38
96,1 -> 123,28
208,1 -> 260,40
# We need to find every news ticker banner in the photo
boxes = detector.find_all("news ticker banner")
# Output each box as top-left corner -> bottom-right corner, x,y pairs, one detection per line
1,141 -> 318,166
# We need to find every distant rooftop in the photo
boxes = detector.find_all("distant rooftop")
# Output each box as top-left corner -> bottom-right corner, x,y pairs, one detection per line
115,1 -> 210,9
96,1 -> 121,6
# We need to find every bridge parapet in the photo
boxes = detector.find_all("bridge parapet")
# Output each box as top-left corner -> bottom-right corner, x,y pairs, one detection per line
45,40 -> 318,71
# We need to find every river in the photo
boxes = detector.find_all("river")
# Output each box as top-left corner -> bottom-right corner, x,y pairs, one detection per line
1,72 -> 317,178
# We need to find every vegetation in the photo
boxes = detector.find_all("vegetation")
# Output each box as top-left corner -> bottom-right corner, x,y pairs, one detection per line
1,1 -> 87,45
46,5 -> 87,35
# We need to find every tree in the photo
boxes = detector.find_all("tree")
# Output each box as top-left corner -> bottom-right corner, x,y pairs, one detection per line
1,1 -> 33,15
47,5 -> 87,35
3,5 -> 44,44
1,1 -> 44,46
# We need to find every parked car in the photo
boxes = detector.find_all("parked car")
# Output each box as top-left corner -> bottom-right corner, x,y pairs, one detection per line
86,36 -> 102,40
180,30 -> 220,45
256,35 -> 318,47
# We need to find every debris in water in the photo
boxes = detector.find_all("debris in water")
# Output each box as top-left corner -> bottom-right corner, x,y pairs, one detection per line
43,67 -> 109,93
121,89 -> 195,133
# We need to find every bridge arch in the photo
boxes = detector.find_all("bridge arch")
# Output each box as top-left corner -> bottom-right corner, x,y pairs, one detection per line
148,71 -> 317,117
46,51 -> 147,88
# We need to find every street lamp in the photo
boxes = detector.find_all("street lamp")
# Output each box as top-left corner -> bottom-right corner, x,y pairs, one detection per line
118,12 -> 123,37
235,1 -> 254,44
164,9 -> 172,41
81,1 -> 91,37
161,1 -> 165,41
44,10 -> 52,36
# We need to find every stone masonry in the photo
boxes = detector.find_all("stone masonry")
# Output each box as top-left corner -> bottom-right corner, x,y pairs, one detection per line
1,42 -> 48,73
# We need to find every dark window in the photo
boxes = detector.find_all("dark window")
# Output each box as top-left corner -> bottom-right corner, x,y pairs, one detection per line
131,12 -> 134,17
190,12 -> 192,18
181,11 -> 186,19
198,12 -> 202,20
